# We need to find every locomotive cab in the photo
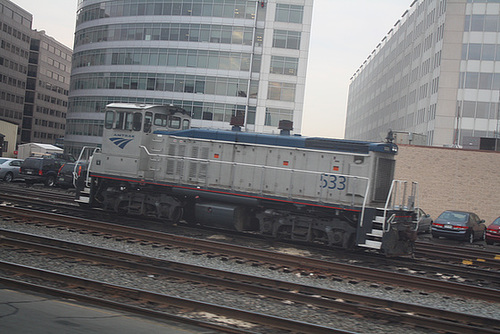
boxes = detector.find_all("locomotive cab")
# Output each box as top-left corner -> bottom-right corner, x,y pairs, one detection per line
88,103 -> 191,181
102,103 -> 190,158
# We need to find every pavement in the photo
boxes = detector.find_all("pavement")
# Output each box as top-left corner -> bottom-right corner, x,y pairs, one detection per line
0,285 -> 218,333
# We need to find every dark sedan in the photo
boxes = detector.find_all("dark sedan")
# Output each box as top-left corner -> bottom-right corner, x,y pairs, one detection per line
431,210 -> 486,243
486,217 -> 500,245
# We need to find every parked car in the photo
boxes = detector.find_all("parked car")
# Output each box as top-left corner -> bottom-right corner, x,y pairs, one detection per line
486,217 -> 500,245
20,157 -> 65,187
56,162 -> 87,189
0,158 -> 23,182
431,210 -> 486,243
416,208 -> 432,234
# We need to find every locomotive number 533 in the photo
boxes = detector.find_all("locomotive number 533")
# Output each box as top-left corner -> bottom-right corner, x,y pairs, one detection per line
320,174 -> 346,190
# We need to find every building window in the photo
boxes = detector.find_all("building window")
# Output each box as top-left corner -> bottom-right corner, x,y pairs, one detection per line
70,72 -> 249,98
267,82 -> 296,101
75,23 -> 255,47
275,4 -> 304,24
74,48 -> 253,72
69,96 -> 253,125
270,56 -> 298,76
272,30 -> 301,50
77,1 -> 258,25
265,107 -> 293,126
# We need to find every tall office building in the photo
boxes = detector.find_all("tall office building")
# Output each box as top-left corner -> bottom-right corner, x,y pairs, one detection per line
0,0 -> 71,147
0,0 -> 31,144
345,0 -> 500,148
24,31 -> 71,144
65,0 -> 313,156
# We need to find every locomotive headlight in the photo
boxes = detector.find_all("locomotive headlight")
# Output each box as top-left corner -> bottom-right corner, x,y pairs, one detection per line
392,146 -> 398,153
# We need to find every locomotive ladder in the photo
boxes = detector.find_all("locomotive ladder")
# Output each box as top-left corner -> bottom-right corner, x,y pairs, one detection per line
357,180 -> 418,251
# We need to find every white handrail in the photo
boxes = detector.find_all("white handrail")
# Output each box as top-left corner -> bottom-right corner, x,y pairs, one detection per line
75,146 -> 101,188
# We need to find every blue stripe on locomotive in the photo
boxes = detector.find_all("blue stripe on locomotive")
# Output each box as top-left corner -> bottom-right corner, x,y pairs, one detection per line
153,129 -> 398,155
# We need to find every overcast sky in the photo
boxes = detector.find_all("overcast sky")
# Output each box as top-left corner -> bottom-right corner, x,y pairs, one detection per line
13,0 -> 412,139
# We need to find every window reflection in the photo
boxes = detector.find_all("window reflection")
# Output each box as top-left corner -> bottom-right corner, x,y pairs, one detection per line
75,23 -> 256,47
267,82 -> 296,102
77,1 -> 257,25
461,71 -> 500,90
71,72 -> 250,99
272,30 -> 301,50
466,14 -> 500,32
275,4 -> 304,24
265,107 -> 293,126
270,56 -> 299,76
462,43 -> 500,61
68,97 -> 251,126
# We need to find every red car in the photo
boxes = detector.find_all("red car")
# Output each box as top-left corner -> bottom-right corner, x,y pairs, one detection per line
486,217 -> 500,245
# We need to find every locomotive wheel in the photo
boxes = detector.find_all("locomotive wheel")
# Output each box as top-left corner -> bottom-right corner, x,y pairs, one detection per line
182,203 -> 197,226
170,207 -> 183,224
115,201 -> 128,215
277,226 -> 292,240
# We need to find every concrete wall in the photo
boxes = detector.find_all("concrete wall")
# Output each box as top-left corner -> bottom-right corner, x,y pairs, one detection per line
0,120 -> 18,158
395,145 -> 500,224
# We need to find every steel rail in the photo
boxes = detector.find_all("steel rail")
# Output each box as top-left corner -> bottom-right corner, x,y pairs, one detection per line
1,229 -> 499,334
0,205 -> 499,302
415,241 -> 500,269
0,261 -> 351,334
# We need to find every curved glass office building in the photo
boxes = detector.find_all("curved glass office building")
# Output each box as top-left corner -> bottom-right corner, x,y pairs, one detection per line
65,0 -> 313,155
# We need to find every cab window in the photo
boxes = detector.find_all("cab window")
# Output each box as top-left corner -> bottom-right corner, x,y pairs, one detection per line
113,112 -> 135,130
144,112 -> 152,133
124,112 -> 134,130
132,112 -> 142,131
168,116 -> 181,129
182,119 -> 190,130
115,112 -> 125,129
105,111 -> 114,129
154,113 -> 167,126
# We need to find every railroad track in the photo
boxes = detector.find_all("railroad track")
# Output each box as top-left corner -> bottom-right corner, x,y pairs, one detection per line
0,183 -> 75,203
1,228 -> 499,333
0,205 -> 499,300
415,241 -> 500,269
0,262 -> 338,334
1,186 -> 499,288
3,182 -> 500,267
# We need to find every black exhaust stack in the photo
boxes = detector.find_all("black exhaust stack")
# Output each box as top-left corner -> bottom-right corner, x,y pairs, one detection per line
278,120 -> 293,136
230,115 -> 244,131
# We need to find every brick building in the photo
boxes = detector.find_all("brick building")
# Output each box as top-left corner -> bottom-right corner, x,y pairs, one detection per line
395,144 -> 500,224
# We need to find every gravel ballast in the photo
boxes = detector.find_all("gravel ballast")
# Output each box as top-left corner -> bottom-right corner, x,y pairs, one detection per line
1,219 -> 499,333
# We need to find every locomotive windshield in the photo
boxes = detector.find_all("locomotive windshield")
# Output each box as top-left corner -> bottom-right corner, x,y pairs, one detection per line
104,110 -> 142,131
104,106 -> 191,133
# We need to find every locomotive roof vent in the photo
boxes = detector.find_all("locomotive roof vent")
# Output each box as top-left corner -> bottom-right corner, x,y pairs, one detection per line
278,120 -> 293,136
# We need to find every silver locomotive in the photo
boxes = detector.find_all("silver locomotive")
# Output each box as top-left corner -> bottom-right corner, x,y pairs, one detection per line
76,103 -> 419,256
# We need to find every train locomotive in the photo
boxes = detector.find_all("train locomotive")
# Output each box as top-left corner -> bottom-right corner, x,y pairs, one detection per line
75,103 -> 419,257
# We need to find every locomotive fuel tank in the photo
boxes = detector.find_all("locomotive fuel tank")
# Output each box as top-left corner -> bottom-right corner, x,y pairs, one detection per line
193,202 -> 258,232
